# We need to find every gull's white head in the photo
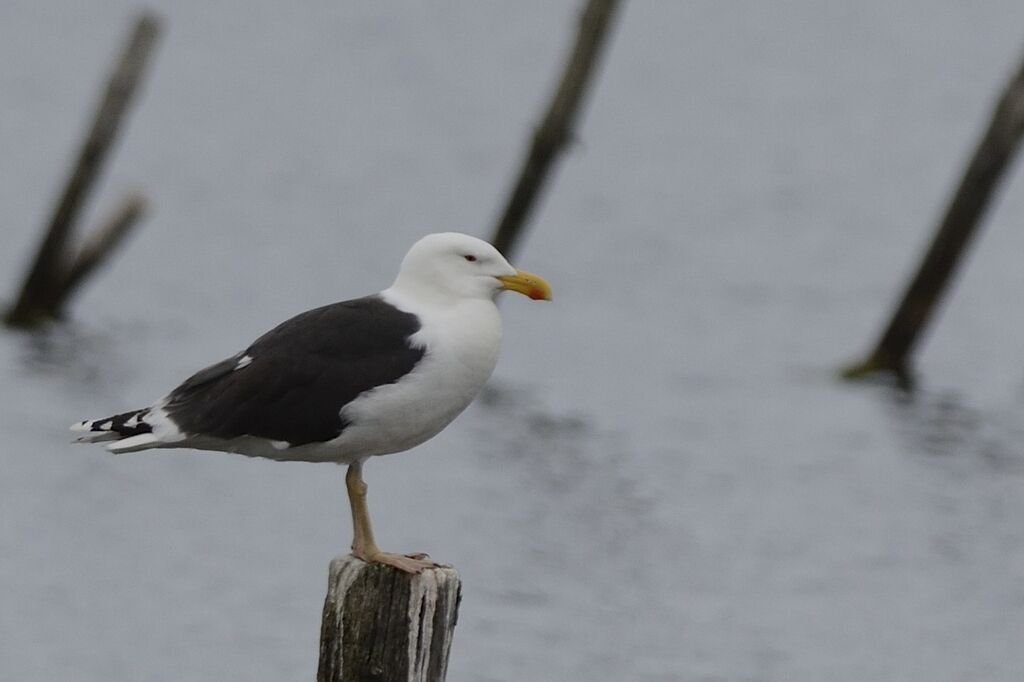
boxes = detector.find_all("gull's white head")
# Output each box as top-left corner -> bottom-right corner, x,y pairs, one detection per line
391,232 -> 552,303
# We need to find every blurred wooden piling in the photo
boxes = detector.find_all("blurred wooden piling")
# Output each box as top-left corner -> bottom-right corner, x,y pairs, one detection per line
843,50 -> 1024,381
318,556 -> 461,682
490,0 -> 621,260
4,13 -> 160,329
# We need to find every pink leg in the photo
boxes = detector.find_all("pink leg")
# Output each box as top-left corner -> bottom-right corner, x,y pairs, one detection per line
345,461 -> 437,574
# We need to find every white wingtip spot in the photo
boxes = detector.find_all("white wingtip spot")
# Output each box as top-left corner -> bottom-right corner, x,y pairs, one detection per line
235,355 -> 253,370
270,440 -> 290,450
72,429 -> 121,444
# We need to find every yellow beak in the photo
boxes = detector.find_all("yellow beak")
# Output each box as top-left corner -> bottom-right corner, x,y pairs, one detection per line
497,269 -> 553,301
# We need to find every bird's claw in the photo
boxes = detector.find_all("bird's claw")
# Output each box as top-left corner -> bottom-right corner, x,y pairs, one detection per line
352,548 -> 439,574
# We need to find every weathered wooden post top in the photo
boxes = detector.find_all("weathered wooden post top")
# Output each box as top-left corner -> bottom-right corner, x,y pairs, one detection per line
318,556 -> 462,682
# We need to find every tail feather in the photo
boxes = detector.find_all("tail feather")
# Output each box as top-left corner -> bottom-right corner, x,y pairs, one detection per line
71,423 -> 121,443
71,408 -> 155,447
107,433 -> 162,454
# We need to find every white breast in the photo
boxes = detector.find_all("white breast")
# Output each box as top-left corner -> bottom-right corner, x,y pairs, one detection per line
328,294 -> 502,461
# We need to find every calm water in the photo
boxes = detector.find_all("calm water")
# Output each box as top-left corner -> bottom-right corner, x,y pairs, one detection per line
4,2 -> 1024,680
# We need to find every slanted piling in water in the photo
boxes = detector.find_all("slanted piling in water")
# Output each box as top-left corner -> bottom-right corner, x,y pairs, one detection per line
318,556 -> 461,682
843,50 -> 1024,382
4,13 -> 160,329
489,0 -> 621,260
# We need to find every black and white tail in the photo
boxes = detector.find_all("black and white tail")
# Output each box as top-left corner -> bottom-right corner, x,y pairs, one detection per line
71,407 -> 163,453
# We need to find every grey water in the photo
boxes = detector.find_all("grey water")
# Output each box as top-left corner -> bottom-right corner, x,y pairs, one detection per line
4,2 -> 1024,680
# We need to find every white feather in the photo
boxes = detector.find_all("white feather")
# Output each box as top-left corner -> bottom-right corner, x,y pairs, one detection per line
107,433 -> 162,454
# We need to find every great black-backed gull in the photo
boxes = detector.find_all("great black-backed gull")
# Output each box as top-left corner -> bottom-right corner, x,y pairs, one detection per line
72,232 -> 552,573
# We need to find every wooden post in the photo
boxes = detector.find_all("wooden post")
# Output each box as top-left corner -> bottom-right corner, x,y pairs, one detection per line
489,0 -> 621,260
318,556 -> 461,682
843,50 -> 1024,382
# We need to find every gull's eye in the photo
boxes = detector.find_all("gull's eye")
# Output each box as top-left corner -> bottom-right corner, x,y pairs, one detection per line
463,254 -> 477,262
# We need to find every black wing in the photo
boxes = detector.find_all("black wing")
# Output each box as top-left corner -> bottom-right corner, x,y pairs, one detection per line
164,296 -> 424,445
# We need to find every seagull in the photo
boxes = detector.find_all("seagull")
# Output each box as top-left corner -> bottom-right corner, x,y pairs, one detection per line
72,232 -> 552,573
